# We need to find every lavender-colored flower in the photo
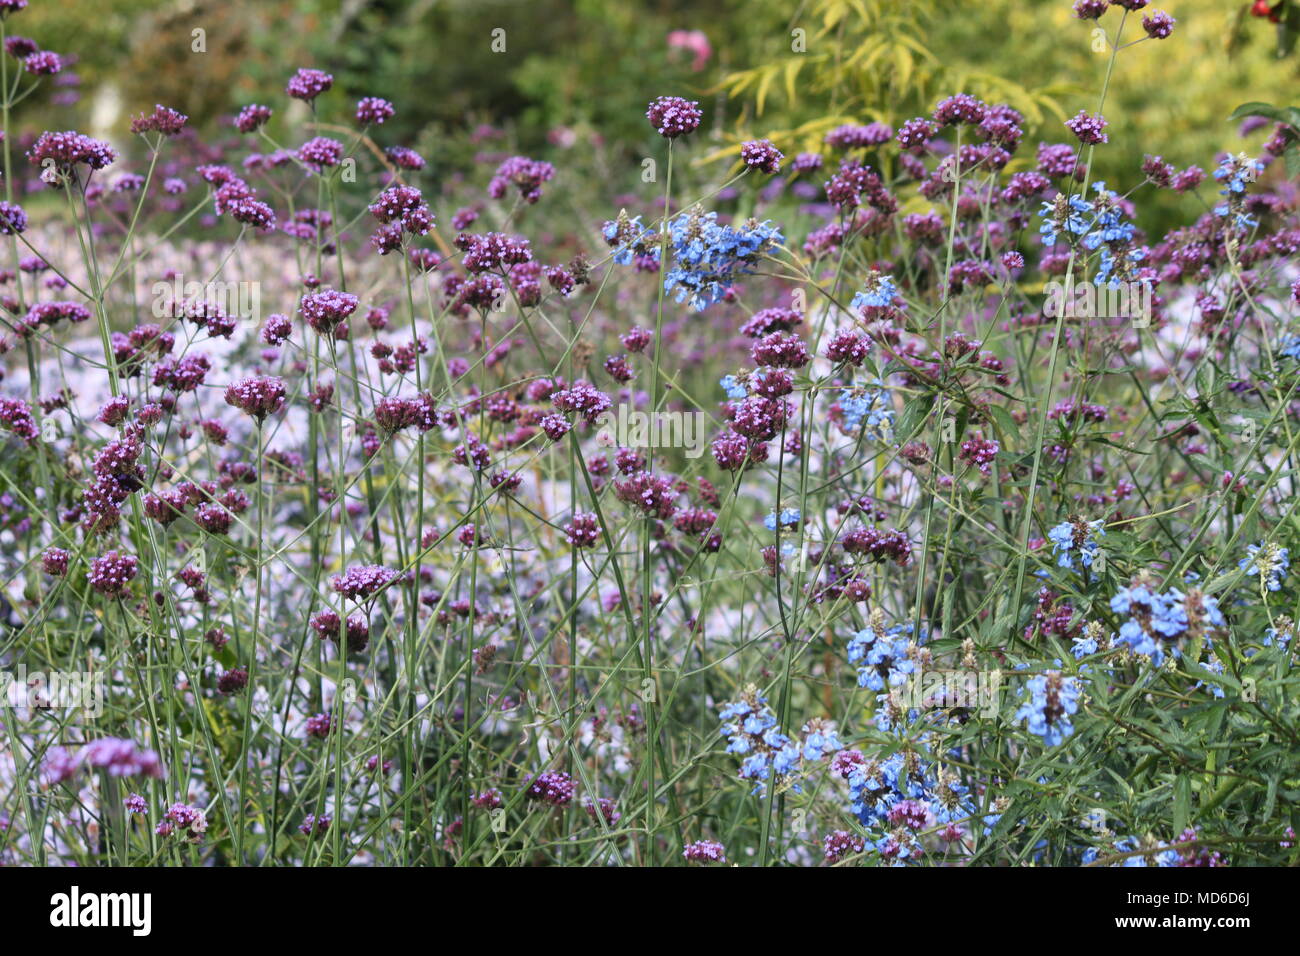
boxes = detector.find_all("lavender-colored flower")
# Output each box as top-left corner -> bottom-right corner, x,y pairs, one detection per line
298,136 -> 344,171
87,550 -> 138,598
286,67 -> 333,102
488,156 -> 555,204
683,839 -> 726,863
225,376 -> 287,420
0,396 -> 38,442
740,138 -> 783,173
28,130 -> 116,175
79,737 -> 164,778
896,117 -> 937,150
646,96 -> 702,138
355,96 -> 395,125
523,770 -> 575,806
1065,110 -> 1109,146
130,104 -> 187,136
933,93 -> 987,126
22,49 -> 59,75
42,547 -> 69,576
1141,10 -> 1175,39
564,511 -> 601,547
300,289 -> 359,333
235,104 -> 272,133
0,199 -> 25,235
156,803 -> 207,842
331,564 -> 399,601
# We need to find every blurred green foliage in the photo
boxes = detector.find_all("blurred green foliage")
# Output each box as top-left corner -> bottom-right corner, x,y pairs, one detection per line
14,0 -> 1299,234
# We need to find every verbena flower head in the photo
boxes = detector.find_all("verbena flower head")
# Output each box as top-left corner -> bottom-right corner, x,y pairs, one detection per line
646,95 -> 702,138
740,139 -> 783,173
29,130 -> 116,179
224,375 -> 287,421
355,96 -> 395,125
129,104 -> 188,136
234,104 -> 272,133
286,67 -> 333,102
1065,110 -> 1109,145
331,564 -> 399,601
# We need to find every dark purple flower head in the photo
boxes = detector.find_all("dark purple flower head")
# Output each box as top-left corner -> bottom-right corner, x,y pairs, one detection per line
28,130 -> 116,178
355,96 -> 395,125
896,117 -> 937,151
456,231 -> 532,273
646,96 -> 702,138
225,375 -> 287,420
933,93 -> 988,126
1142,10 -> 1175,38
4,35 -> 36,58
0,200 -> 26,235
286,67 -> 333,102
235,104 -> 272,133
22,49 -> 60,75
524,770 -> 575,806
298,136 -> 344,171
564,511 -> 601,547
740,139 -> 783,173
88,550 -> 138,598
0,396 -> 38,442
217,667 -> 249,695
42,547 -> 69,576
386,145 -> 425,170
683,839 -> 726,863
488,156 -> 555,204
262,313 -> 292,345
301,289 -> 359,333
332,564 -> 399,601
1065,110 -> 1109,146
1073,0 -> 1109,18
130,104 -> 188,136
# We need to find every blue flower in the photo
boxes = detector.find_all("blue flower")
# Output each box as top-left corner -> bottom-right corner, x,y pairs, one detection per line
1239,541 -> 1289,592
850,271 -> 897,310
719,374 -> 748,400
1047,517 -> 1105,571
1013,671 -> 1081,746
763,507 -> 801,532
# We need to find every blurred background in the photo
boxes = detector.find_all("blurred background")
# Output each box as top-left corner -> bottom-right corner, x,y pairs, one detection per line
18,0 -> 1300,232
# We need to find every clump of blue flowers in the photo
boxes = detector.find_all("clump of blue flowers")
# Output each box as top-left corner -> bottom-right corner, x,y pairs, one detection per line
850,270 -> 897,310
763,507 -> 801,532
1047,516 -> 1105,571
1081,182 -> 1147,286
837,380 -> 894,443
1109,579 -> 1224,666
663,208 -> 783,311
1239,541 -> 1289,593
601,211 -> 658,266
718,687 -> 838,794
719,373 -> 748,400
1213,153 -> 1265,231
1038,193 -> 1093,247
1014,670 -> 1081,746
848,610 -> 922,692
